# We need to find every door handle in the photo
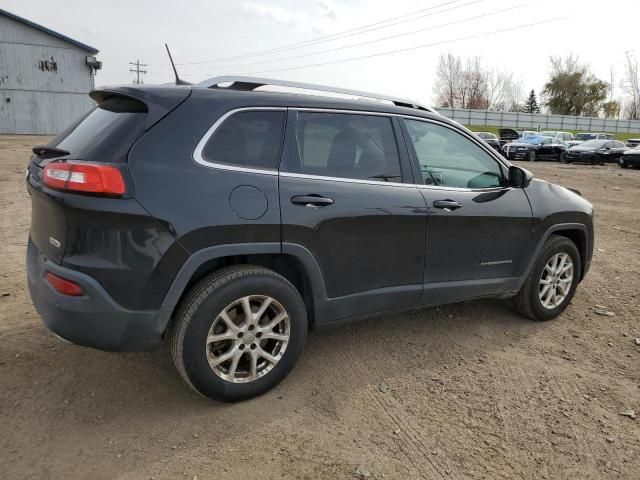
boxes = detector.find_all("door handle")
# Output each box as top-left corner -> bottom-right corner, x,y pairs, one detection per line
291,195 -> 334,207
433,199 -> 462,211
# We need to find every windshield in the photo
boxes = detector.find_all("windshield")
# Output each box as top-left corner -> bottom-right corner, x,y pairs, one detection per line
576,133 -> 597,141
577,140 -> 607,149
519,136 -> 546,144
476,132 -> 496,140
540,131 -> 557,137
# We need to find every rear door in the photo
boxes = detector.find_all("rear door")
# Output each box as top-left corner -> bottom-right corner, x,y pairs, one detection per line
400,118 -> 533,305
279,109 -> 427,320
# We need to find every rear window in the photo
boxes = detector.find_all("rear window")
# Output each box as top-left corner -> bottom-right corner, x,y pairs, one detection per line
48,96 -> 148,162
202,110 -> 285,170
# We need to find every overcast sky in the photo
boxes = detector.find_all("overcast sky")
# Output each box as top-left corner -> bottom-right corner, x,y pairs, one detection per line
3,0 -> 639,106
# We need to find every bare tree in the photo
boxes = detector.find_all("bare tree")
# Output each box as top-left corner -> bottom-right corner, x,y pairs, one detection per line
484,69 -> 513,111
550,54 -> 583,76
463,57 -> 487,109
433,52 -> 523,111
434,53 -> 462,108
620,51 -> 640,119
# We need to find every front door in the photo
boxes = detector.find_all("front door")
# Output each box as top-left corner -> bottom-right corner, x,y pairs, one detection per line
279,110 -> 428,321
400,118 -> 533,305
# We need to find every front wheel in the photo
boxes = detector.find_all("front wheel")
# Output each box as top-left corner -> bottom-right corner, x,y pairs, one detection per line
170,265 -> 308,402
527,150 -> 537,162
512,235 -> 581,321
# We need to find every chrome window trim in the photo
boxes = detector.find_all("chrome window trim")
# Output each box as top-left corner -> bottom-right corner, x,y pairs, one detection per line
279,171 -> 415,189
193,106 -> 510,192
193,106 -> 286,176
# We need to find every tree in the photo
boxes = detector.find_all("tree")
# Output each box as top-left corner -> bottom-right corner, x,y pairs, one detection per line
434,53 -> 462,108
620,51 -> 640,119
542,55 -> 608,116
433,53 -> 520,111
522,89 -> 541,113
602,101 -> 620,119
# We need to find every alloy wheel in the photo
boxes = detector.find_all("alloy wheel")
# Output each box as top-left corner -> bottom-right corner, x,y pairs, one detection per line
539,253 -> 574,310
205,295 -> 290,383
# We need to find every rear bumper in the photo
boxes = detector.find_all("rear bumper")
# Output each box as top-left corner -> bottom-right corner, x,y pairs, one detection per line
27,237 -> 170,352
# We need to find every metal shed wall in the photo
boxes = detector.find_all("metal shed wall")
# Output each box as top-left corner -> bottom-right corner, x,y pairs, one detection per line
0,13 -> 96,134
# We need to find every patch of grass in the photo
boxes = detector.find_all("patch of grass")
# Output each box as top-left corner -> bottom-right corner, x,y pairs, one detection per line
464,125 -> 640,142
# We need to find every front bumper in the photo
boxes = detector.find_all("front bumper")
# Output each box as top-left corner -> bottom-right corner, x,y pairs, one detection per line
27,237 -> 169,352
503,148 -> 530,160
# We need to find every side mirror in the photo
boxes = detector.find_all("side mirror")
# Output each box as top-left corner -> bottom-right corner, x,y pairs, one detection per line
509,165 -> 533,188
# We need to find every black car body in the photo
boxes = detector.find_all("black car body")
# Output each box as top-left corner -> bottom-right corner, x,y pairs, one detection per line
619,145 -> 640,168
502,135 -> 566,161
26,77 -> 594,401
564,140 -> 627,164
474,132 -> 501,152
566,132 -> 614,148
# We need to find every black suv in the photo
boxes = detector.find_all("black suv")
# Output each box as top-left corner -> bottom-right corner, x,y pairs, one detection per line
27,77 -> 594,402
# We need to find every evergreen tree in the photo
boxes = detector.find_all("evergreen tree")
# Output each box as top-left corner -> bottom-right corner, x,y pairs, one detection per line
522,89 -> 541,113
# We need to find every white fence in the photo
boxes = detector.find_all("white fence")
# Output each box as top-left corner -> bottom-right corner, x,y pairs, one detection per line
436,108 -> 640,134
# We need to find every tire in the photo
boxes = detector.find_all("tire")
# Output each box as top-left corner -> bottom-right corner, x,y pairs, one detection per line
527,150 -> 536,162
170,265 -> 308,402
620,162 -> 628,169
513,235 -> 581,322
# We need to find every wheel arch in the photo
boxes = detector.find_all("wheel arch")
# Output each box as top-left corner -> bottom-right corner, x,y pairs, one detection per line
516,223 -> 590,292
160,243 -> 327,334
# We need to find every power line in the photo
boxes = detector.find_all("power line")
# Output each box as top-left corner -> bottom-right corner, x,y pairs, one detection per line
210,1 -> 537,70
129,60 -> 148,84
176,0 -> 478,66
232,16 -> 570,76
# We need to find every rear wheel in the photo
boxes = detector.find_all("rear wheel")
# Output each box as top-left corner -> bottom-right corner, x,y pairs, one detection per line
170,265 -> 307,402
513,235 -> 581,321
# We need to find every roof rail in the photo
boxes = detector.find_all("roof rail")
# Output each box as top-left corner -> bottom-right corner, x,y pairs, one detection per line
195,76 -> 435,113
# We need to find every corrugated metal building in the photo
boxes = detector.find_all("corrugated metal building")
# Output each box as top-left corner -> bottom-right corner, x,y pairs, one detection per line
0,8 -> 100,134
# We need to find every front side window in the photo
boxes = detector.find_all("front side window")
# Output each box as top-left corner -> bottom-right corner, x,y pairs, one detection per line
294,112 -> 402,182
202,110 -> 285,170
404,119 -> 504,189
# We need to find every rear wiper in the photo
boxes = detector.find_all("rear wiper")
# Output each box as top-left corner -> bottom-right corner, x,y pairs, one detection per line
32,145 -> 70,159
368,173 -> 401,181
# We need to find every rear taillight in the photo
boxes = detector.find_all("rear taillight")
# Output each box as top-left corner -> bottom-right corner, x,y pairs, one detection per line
43,161 -> 125,196
46,272 -> 84,296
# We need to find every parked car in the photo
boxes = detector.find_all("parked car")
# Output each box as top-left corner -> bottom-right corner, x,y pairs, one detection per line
626,138 -> 640,148
566,132 -> 614,147
498,128 -> 520,146
502,135 -> 566,161
26,77 -> 594,402
474,132 -> 501,152
618,144 -> 640,168
564,140 -> 627,165
520,130 -> 539,139
540,131 -> 574,144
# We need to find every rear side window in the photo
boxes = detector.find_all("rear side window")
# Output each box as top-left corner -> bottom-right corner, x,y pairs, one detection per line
202,110 -> 285,170
295,112 -> 401,182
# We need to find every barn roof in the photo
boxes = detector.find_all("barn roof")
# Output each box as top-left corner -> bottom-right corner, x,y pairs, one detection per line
0,7 -> 99,54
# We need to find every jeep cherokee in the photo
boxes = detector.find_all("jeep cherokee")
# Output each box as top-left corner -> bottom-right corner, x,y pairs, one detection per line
26,77 -> 594,402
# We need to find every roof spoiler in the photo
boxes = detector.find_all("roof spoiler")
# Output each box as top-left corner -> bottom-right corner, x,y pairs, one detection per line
90,86 -> 190,130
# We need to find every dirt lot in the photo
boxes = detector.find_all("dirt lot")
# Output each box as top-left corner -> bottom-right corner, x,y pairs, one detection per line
1,135 -> 639,480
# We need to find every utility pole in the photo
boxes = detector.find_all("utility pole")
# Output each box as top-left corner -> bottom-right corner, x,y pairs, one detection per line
129,60 -> 147,84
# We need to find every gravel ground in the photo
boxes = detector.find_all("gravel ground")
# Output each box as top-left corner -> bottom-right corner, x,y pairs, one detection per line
1,135 -> 638,480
